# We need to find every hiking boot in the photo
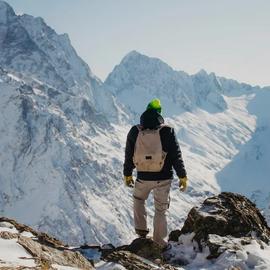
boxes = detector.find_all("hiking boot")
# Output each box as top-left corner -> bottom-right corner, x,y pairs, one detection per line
135,228 -> 149,238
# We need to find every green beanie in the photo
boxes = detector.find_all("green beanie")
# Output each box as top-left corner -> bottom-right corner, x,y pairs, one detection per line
147,98 -> 162,114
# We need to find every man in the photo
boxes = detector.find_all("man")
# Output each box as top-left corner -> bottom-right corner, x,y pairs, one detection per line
123,98 -> 188,248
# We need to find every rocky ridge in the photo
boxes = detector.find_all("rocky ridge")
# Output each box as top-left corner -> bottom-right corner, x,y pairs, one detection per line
0,217 -> 94,269
1,192 -> 270,269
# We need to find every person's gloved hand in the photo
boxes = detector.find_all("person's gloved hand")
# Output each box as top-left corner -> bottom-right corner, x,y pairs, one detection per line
124,176 -> 134,188
179,176 -> 188,192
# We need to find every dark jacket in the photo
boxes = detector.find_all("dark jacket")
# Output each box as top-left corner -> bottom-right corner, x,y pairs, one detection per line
123,109 -> 187,180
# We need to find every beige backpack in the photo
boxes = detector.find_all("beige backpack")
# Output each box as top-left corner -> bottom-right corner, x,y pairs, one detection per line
133,125 -> 167,172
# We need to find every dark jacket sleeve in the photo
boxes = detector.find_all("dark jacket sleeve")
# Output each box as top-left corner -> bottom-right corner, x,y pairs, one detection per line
123,126 -> 139,176
167,127 -> 187,178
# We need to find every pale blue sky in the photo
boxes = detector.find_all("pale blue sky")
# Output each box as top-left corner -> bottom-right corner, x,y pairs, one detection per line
5,0 -> 270,86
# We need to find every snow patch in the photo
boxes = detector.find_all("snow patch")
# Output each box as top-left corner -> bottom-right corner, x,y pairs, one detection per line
0,238 -> 36,267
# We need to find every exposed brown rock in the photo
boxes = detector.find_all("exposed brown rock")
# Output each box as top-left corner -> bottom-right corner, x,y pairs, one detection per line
169,192 -> 270,246
0,217 -> 64,248
18,236 -> 94,269
125,237 -> 163,261
0,217 -> 94,270
105,250 -> 177,270
101,238 -> 179,269
0,231 -> 18,239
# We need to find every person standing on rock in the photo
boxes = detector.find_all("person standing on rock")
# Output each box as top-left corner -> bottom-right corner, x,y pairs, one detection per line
123,98 -> 188,248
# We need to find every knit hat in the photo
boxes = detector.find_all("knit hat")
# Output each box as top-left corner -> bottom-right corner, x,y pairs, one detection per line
146,98 -> 162,114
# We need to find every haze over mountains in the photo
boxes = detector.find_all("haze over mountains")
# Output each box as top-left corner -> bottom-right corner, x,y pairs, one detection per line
0,0 -> 269,248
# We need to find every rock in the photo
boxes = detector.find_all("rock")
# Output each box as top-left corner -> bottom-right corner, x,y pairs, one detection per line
125,237 -> 163,261
0,217 -> 94,269
102,238 -> 179,270
105,250 -> 156,270
0,217 -> 65,248
105,250 -> 177,270
168,192 -> 270,259
0,231 -> 18,239
169,192 -> 270,245
18,236 -> 94,269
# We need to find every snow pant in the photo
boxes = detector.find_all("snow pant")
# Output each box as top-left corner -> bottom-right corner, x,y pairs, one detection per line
133,179 -> 172,247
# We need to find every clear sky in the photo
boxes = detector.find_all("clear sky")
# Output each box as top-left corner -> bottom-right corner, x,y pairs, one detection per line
4,0 -> 270,86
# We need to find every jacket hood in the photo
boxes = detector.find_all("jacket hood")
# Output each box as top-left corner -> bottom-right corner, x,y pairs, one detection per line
140,109 -> 164,129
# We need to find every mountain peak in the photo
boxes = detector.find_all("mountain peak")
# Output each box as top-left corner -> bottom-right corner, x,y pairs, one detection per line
0,3 -> 98,94
121,50 -> 149,64
125,50 -> 141,57
119,50 -> 173,72
196,69 -> 209,76
19,14 -> 57,37
0,0 -> 16,24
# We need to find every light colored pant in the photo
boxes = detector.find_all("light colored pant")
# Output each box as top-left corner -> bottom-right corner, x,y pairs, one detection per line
133,179 -> 172,247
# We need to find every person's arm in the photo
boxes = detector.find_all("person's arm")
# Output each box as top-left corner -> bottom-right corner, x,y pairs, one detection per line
167,128 -> 187,178
123,126 -> 138,176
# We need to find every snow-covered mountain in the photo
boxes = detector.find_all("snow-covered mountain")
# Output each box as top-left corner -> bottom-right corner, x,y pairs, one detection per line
104,50 -> 270,224
0,0 -> 130,246
104,51 -> 227,119
0,0 -> 99,98
0,0 -> 269,254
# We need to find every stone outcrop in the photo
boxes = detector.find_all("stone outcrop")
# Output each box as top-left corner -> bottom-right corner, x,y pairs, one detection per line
103,238 -> 178,270
2,192 -> 270,268
0,217 -> 94,270
105,250 -> 177,270
0,217 -> 64,248
169,192 -> 270,259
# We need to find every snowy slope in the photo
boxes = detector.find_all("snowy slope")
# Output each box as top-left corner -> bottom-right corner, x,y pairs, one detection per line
0,68 -> 134,245
217,87 -> 270,218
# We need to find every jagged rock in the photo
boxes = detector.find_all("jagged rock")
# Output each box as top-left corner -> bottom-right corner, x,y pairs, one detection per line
105,250 -> 177,270
0,217 -> 94,269
18,236 -> 93,269
125,237 -> 163,261
0,230 -> 18,239
169,192 -> 270,244
0,217 -> 65,248
105,250 -> 155,270
100,238 -> 179,269
169,192 -> 270,259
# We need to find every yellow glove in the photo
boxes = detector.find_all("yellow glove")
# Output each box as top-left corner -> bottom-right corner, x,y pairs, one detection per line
124,176 -> 134,188
179,176 -> 188,192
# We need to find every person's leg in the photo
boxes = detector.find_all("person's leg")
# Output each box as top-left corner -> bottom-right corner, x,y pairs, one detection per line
133,179 -> 153,237
153,179 -> 172,247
